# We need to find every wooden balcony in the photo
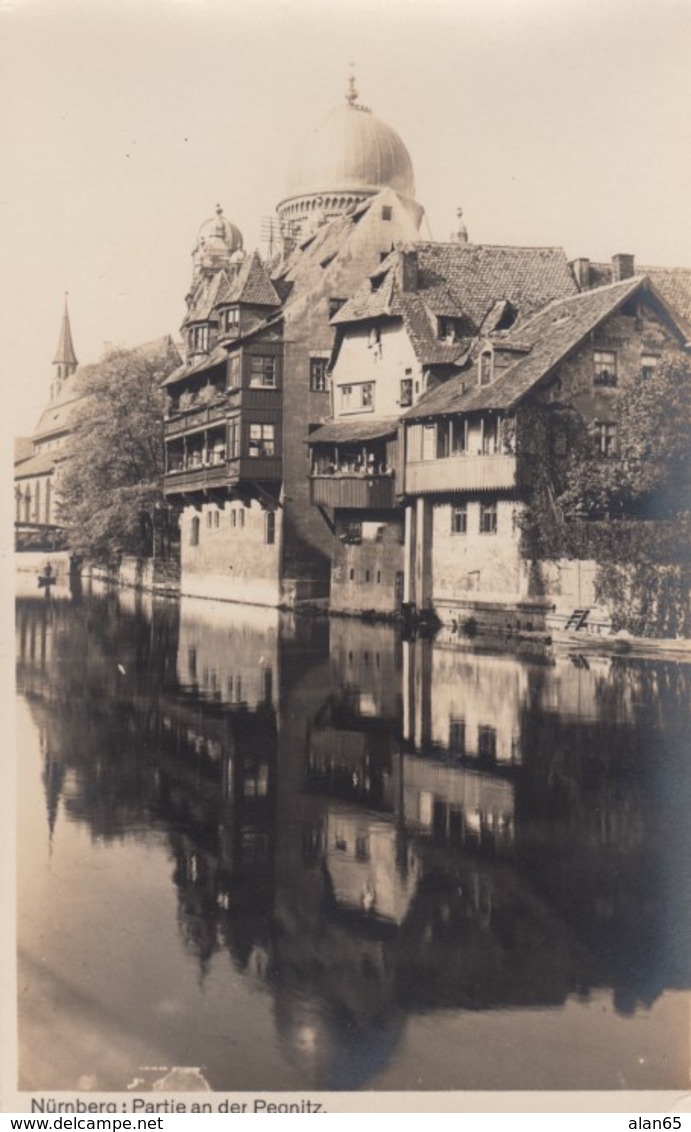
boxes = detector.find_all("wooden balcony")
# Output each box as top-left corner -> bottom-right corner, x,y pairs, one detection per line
310,474 -> 397,510
164,456 -> 282,498
404,453 -> 517,495
164,401 -> 228,438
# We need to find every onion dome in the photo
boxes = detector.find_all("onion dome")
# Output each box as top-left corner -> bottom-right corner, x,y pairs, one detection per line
277,75 -> 417,231
192,205 -> 244,275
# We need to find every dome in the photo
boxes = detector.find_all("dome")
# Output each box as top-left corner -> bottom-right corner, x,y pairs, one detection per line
279,79 -> 416,214
193,205 -> 243,267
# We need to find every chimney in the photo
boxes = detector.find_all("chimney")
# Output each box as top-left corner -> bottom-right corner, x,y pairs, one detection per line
398,244 -> 419,293
612,253 -> 635,282
572,257 -> 591,290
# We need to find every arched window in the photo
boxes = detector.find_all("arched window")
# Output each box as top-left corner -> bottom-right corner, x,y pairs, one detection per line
34,481 -> 41,522
24,487 -> 31,522
478,348 -> 494,387
190,516 -> 200,546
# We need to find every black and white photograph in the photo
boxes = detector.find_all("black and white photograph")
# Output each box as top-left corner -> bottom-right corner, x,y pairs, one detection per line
4,0 -> 691,1113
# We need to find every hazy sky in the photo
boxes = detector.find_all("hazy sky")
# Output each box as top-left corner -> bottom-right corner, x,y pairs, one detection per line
3,0 -> 691,436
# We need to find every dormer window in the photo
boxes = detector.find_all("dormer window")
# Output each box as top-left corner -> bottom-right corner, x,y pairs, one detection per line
221,307 -> 240,336
478,348 -> 493,386
190,325 -> 209,353
438,317 -> 457,342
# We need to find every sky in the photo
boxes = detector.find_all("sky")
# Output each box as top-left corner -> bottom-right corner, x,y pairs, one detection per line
2,0 -> 691,437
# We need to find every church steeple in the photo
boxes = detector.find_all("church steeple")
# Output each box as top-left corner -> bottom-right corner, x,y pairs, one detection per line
52,295 -> 78,386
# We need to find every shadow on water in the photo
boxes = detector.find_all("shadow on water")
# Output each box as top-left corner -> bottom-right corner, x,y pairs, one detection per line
15,581 -> 691,1091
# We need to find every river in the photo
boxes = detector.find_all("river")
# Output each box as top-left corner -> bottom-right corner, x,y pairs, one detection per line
14,576 -> 691,1093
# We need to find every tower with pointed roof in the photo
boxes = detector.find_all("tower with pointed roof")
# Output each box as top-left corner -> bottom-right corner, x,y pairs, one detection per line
52,296 -> 79,397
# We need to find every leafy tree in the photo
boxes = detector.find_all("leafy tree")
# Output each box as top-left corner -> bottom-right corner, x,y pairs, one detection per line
58,341 -> 180,563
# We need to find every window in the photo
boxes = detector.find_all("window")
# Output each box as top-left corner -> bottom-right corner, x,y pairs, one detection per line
228,418 -> 240,459
342,520 -> 362,544
641,354 -> 659,379
449,719 -> 466,754
221,307 -> 240,336
438,317 -> 457,341
213,511 -> 219,528
239,509 -> 244,528
596,421 -> 618,456
437,420 -> 451,458
381,205 -> 392,221
228,353 -> 241,389
593,350 -> 617,387
249,355 -> 277,388
451,503 -> 468,534
265,511 -> 276,544
478,725 -> 497,761
480,501 -> 498,534
479,349 -> 493,386
249,423 -> 275,457
310,357 -> 328,391
190,517 -> 200,546
481,417 -> 499,455
400,376 -> 413,407
329,297 -> 346,319
368,326 -> 382,354
206,511 -> 213,527
339,383 -> 373,411
231,510 -> 237,527
190,325 -> 209,352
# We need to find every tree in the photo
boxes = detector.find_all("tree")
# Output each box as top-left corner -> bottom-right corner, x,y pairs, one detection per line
58,340 -> 180,563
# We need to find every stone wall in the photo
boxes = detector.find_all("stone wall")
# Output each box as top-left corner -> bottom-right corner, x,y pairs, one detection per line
330,514 -> 404,614
179,498 -> 281,605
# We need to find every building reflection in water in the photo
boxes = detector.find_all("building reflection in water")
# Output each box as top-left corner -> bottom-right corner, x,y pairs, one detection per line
15,584 -> 691,1090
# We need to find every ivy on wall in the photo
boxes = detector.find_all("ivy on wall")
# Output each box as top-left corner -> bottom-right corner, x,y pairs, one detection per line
513,352 -> 691,636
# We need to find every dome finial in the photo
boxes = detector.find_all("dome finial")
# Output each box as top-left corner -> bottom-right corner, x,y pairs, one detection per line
346,65 -> 358,106
452,206 -> 469,245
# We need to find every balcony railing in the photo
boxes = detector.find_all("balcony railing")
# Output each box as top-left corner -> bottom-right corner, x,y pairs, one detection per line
310,474 -> 397,510
164,463 -> 230,495
165,456 -> 283,497
404,453 -> 517,495
164,401 -> 228,438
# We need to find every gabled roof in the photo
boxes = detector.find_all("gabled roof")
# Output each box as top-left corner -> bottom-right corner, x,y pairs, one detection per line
184,271 -> 230,324
225,250 -> 282,308
332,241 -> 578,369
163,314 -> 284,388
405,276 -> 679,421
643,267 -> 691,326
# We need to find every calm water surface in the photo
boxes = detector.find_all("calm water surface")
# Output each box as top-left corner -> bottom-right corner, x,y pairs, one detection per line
15,577 -> 691,1092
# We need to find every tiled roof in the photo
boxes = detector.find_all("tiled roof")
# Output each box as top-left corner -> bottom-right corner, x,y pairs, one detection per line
308,415 -> 399,444
405,276 -> 647,420
162,344 -> 228,387
643,267 -> 691,326
14,450 -> 57,478
226,251 -> 282,307
185,272 -> 228,324
332,241 -> 578,369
